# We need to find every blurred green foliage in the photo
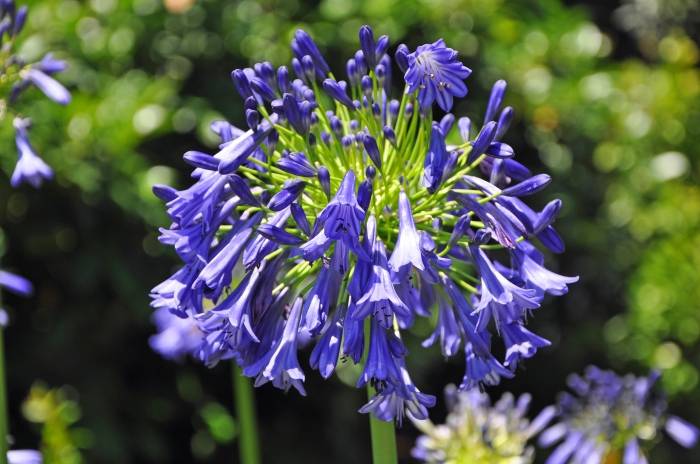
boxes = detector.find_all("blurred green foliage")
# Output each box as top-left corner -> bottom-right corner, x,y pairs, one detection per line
1,0 -> 699,462
21,384 -> 89,464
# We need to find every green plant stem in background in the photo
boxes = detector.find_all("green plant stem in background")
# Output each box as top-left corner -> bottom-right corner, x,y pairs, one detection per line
361,319 -> 398,464
366,386 -> 398,464
0,329 -> 8,464
232,364 -> 260,464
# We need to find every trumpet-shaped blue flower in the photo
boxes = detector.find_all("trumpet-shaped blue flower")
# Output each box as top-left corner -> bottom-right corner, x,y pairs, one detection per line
10,118 -> 53,188
309,306 -> 344,379
318,170 -> 364,243
470,244 -> 540,314
405,39 -> 471,112
354,239 -> 411,328
245,297 -> 306,395
389,191 -> 424,272
513,242 -> 578,297
300,262 -> 341,335
421,296 -> 461,357
24,68 -> 70,105
500,321 -> 551,368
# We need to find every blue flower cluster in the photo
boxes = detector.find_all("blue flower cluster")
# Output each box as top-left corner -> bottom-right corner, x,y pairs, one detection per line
151,25 -> 577,422
0,0 -> 70,188
540,366 -> 699,463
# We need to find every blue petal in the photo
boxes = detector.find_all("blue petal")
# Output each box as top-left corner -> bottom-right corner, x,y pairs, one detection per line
665,416 -> 700,448
26,69 -> 70,104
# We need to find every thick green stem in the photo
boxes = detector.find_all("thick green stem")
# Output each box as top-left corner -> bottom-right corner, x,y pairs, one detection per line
366,386 -> 398,464
0,328 -> 8,464
232,364 -> 260,464
362,320 -> 398,464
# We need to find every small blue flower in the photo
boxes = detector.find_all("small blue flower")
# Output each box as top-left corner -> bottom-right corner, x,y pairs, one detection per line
421,296 -> 461,357
33,53 -> 68,75
300,263 -> 341,335
2,3 -> 70,189
470,244 -> 539,314
309,306 -> 343,379
405,39 -> 471,112
316,170 -> 367,256
499,321 -> 551,368
199,267 -> 262,350
341,308 -> 364,364
353,239 -> 411,328
388,190 -> 424,273
10,118 -> 53,188
356,318 -> 404,389
242,208 -> 290,270
193,216 -> 258,296
149,308 -> 203,361
149,264 -> 202,316
244,297 -> 306,395
228,174 -> 259,206
359,376 -> 435,424
512,242 -> 578,297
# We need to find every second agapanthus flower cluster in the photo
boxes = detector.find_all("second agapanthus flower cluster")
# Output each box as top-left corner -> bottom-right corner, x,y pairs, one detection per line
412,385 -> 554,463
413,367 -> 699,464
540,366 -> 699,463
151,25 -> 577,422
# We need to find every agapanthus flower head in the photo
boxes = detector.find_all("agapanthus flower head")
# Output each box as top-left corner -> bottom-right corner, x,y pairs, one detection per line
412,385 -> 555,463
0,1 -> 70,188
540,366 -> 699,463
151,24 -> 576,422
